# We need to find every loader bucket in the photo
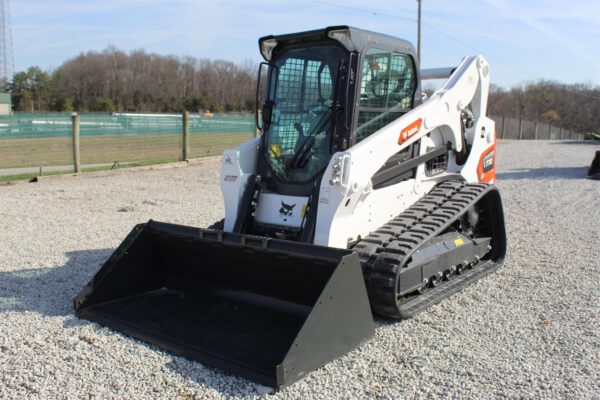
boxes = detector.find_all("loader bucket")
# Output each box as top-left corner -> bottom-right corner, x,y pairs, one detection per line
74,220 -> 374,387
587,150 -> 600,180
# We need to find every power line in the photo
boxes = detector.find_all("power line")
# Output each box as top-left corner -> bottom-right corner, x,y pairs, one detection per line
303,0 -> 600,101
306,0 -> 415,22
421,22 -> 600,100
420,21 -> 535,77
307,0 -> 526,77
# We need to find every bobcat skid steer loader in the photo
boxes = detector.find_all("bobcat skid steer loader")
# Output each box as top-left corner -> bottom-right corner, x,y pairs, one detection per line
74,26 -> 507,387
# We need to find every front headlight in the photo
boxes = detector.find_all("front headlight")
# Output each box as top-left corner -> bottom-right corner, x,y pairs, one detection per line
260,38 -> 277,61
327,29 -> 355,51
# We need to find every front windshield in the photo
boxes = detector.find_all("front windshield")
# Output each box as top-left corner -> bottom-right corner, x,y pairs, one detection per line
263,45 -> 345,184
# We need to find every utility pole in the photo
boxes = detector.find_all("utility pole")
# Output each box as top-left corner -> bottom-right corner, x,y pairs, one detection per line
417,0 -> 422,63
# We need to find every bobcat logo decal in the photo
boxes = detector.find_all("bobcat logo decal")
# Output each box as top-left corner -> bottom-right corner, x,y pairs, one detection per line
279,201 -> 296,217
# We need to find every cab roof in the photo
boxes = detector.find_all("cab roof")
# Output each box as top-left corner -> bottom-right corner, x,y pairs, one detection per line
259,26 -> 417,60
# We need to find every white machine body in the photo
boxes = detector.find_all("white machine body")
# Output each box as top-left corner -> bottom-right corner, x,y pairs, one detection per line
220,55 -> 496,249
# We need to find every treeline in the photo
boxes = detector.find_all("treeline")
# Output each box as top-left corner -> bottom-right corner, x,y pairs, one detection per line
8,47 -> 257,113
488,81 -> 600,134
6,46 -> 600,133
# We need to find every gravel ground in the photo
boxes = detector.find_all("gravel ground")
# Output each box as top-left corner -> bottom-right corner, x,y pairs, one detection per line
0,140 -> 598,399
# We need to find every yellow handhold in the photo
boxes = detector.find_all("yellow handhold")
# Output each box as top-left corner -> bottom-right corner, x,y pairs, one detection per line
270,144 -> 282,157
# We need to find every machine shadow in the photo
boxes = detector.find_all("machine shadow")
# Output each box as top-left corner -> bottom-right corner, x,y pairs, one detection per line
0,249 -> 112,320
549,140 -> 599,146
496,166 -> 588,180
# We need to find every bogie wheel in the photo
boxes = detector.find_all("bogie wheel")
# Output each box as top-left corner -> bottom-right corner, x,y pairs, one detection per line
443,266 -> 456,280
430,273 -> 443,287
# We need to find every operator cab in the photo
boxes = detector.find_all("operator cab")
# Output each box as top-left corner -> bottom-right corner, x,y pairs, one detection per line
246,26 -> 420,241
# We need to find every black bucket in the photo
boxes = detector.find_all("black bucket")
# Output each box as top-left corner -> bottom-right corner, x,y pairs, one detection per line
74,220 -> 374,387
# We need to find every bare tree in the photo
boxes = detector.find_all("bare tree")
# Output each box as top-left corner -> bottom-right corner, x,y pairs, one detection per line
8,46 -> 599,134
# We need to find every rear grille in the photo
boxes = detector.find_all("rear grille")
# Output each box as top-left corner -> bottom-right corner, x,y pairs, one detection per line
426,152 -> 448,175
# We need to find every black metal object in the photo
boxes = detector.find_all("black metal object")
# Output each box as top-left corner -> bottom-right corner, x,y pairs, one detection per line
74,220 -> 374,387
298,178 -> 323,243
397,232 -> 492,295
587,150 -> 600,180
355,181 -> 507,319
232,173 -> 258,234
259,26 -> 418,65
371,145 -> 448,189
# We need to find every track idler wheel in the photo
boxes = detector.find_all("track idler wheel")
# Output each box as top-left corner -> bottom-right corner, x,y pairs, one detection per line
417,278 -> 429,294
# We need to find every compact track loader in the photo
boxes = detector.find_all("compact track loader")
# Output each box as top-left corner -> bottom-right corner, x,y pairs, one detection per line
75,26 -> 507,387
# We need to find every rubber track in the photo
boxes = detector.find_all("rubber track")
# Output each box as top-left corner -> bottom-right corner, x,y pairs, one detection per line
354,181 -> 502,318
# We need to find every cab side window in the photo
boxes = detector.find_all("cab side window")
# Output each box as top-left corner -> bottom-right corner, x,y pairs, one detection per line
356,49 -> 416,143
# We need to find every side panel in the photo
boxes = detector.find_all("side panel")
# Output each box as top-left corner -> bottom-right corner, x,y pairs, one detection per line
458,117 -> 496,184
221,138 -> 259,232
314,55 -> 494,248
314,178 -> 428,248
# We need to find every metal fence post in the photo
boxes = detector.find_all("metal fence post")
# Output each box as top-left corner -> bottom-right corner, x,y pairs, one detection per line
548,123 -> 552,140
72,113 -> 81,173
534,121 -> 538,140
182,111 -> 190,161
559,127 -> 564,140
501,116 -> 506,139
518,117 -> 523,140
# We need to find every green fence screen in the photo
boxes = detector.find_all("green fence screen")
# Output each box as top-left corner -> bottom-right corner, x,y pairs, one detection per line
1,112 -> 583,177
0,112 -> 254,171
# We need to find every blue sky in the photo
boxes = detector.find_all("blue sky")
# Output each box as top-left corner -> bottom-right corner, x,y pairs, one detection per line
10,0 -> 600,88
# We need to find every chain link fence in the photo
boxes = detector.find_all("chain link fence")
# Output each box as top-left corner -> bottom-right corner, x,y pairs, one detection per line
491,116 -> 582,140
0,112 -> 584,178
0,113 -> 74,170
0,113 -> 254,175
